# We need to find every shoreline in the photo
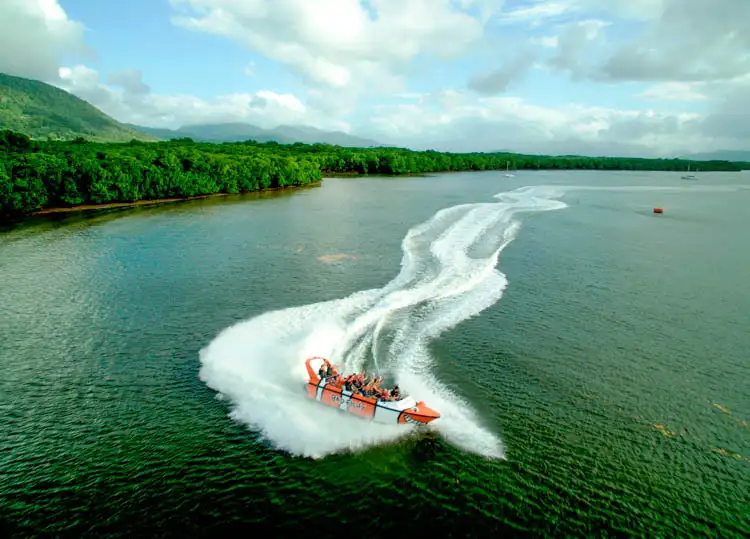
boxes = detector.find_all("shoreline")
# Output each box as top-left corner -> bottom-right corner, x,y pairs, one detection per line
24,181 -> 323,218
11,173 -> 474,221
6,164 -> 741,222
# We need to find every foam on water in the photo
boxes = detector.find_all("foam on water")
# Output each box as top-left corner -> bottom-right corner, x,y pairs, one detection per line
199,182 -> 747,459
199,185 -> 572,459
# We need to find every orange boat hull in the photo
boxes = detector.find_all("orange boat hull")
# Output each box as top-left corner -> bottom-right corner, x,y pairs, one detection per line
304,357 -> 440,425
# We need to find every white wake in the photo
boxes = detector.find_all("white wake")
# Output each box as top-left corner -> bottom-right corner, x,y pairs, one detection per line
198,185 -> 569,459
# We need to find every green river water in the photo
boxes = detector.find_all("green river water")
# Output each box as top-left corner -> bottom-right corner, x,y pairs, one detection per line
1,170 -> 749,537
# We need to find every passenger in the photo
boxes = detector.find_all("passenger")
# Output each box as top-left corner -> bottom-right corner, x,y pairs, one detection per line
318,365 -> 327,378
364,378 -> 378,398
326,365 -> 334,377
391,386 -> 400,400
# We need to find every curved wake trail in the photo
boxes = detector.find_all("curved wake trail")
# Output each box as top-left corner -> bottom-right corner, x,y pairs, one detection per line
199,185 -> 569,459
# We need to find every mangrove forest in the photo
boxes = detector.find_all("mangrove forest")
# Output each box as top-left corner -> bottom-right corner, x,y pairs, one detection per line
0,129 -> 744,218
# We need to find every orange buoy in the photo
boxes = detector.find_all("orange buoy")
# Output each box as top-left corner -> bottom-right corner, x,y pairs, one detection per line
653,207 -> 664,214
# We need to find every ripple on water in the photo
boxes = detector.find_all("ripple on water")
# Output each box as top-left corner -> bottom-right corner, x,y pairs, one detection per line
1,175 -> 749,537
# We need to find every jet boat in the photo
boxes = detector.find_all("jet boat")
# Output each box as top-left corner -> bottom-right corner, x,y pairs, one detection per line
304,357 -> 440,425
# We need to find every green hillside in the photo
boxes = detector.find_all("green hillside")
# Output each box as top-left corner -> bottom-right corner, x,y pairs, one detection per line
0,73 -> 156,142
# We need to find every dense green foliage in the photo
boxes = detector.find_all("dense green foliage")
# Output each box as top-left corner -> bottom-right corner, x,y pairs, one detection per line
0,129 -> 743,218
0,73 -> 155,143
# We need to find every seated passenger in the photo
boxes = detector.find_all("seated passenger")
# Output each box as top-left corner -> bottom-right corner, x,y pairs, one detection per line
318,365 -> 326,378
391,386 -> 400,400
326,365 -> 334,377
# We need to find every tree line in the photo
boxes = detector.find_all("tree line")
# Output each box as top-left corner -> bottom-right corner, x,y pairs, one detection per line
0,129 -> 744,218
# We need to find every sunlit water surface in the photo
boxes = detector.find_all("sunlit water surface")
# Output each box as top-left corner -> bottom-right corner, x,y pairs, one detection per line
1,170 -> 749,537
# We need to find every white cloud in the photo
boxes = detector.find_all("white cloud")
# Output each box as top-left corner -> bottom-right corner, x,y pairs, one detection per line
636,82 -> 708,102
0,0 -> 90,81
698,75 -> 750,142
468,46 -> 537,94
499,0 -> 665,24
107,69 -> 151,96
168,0 -> 498,91
598,0 -> 750,82
573,0 -> 665,21
56,65 -> 349,132
364,89 -> 739,157
539,36 -> 559,48
502,1 -> 749,98
496,1 -> 572,26
548,19 -> 610,75
2,0 -> 749,158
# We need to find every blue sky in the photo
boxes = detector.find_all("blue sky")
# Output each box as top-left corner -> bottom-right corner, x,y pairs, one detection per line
0,0 -> 748,156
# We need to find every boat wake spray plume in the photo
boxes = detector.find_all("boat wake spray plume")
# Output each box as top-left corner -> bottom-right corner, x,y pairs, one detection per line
198,185 -> 569,459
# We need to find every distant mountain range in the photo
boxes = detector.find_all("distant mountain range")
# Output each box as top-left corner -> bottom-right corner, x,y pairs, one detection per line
125,122 -> 383,147
0,73 -> 156,142
1,71 -> 747,160
681,150 -> 750,163
0,71 -> 381,147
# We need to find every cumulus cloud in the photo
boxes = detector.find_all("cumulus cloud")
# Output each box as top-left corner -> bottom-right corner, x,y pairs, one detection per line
2,0 -> 748,157
56,65 -> 349,132
548,19 -> 610,76
0,0 -> 90,81
698,76 -> 750,142
468,46 -> 537,94
496,1 -> 572,26
106,69 -> 151,96
364,90 -> 734,157
598,0 -> 750,83
636,82 -> 708,102
499,1 -> 747,86
571,0 -> 666,21
498,0 -> 665,24
168,0 -> 498,91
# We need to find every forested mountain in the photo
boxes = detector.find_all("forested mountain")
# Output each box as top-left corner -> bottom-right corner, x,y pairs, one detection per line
0,73 -> 155,143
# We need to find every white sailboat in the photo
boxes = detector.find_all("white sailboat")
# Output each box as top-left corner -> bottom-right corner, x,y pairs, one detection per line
681,162 -> 696,180
504,160 -> 515,177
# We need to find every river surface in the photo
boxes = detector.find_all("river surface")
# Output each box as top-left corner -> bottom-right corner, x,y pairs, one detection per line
1,171 -> 749,537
